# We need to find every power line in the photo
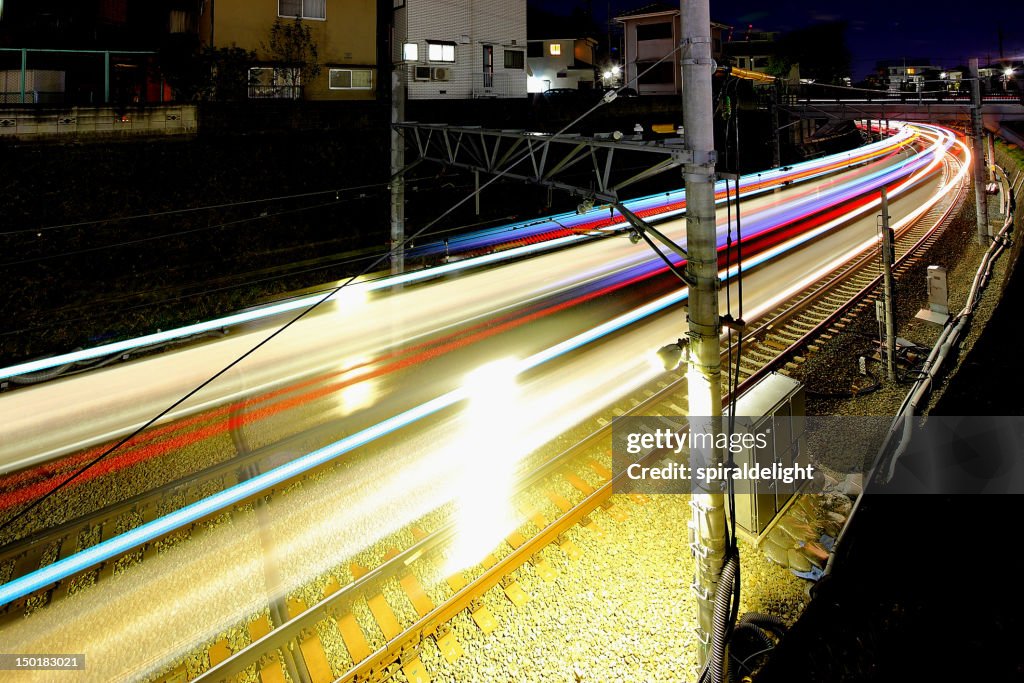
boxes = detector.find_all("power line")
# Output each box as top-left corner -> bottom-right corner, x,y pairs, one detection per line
0,178 -> 442,237
1,197 -> 353,267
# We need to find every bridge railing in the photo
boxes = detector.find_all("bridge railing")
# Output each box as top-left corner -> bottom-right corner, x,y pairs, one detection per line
787,81 -> 1024,105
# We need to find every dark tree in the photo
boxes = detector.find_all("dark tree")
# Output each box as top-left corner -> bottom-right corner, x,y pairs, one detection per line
768,22 -> 852,85
263,17 -> 321,90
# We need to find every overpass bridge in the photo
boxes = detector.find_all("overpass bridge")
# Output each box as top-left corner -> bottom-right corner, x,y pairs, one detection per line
775,83 -> 1023,243
781,95 -> 1024,126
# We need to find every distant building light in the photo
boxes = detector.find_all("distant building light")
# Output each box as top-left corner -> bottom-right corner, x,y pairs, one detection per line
940,72 -> 948,79
403,43 -> 418,61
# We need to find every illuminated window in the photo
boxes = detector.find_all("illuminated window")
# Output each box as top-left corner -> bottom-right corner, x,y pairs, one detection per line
278,0 -> 325,19
428,42 -> 456,62
329,69 -> 373,89
549,43 -> 561,56
403,43 -> 418,61
906,68 -> 916,75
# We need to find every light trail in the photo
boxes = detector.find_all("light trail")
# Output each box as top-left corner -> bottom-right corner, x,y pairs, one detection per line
0,123 -> 963,610
0,128 -> 916,384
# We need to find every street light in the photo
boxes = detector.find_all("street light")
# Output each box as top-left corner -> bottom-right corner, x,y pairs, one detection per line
655,338 -> 688,371
1004,67 -> 1015,79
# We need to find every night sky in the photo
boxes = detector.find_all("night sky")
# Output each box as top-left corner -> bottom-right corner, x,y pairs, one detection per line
721,0 -> 1024,76
569,1 -> 1024,78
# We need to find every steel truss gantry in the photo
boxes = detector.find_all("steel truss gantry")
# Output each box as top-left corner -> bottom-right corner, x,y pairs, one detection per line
395,122 -> 695,205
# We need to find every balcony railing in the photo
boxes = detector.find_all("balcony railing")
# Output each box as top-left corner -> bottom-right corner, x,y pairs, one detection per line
247,84 -> 303,100
471,72 -> 520,98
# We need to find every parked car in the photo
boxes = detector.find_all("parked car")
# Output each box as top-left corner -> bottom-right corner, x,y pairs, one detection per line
539,88 -> 585,100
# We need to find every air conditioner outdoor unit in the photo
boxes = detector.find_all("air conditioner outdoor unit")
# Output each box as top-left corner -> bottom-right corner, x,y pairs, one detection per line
413,66 -> 431,81
431,67 -> 451,81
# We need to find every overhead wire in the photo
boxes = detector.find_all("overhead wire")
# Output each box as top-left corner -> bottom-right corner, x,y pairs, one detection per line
0,179 -> 424,237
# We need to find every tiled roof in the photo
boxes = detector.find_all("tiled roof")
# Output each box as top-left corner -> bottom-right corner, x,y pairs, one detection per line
614,2 -> 678,20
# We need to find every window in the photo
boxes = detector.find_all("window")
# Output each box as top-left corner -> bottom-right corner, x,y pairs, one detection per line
279,0 -> 325,20
504,50 -> 524,70
549,43 -> 561,56
428,42 -> 456,62
636,22 -> 672,41
329,68 -> 373,90
403,43 -> 418,61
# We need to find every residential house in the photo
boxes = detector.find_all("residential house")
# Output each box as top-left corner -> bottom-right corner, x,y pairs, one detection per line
198,0 -> 378,101
526,37 -> 598,93
0,0 -> 169,104
882,61 -> 940,93
614,2 -> 728,96
393,0 -> 526,99
724,28 -> 779,73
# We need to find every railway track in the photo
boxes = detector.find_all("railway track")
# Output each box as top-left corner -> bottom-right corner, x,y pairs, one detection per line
0,132 -> 967,683
733,152 -> 968,391
180,151 -> 969,682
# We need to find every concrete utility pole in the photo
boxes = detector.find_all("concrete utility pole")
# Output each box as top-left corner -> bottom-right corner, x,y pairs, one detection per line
390,67 -> 406,274
969,58 -> 989,244
879,188 -> 897,381
771,82 -> 781,168
680,0 -> 726,666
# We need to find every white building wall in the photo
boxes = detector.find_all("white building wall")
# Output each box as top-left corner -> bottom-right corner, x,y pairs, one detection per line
398,0 -> 526,100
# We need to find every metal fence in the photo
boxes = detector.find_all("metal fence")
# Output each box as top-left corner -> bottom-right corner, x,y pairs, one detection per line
247,84 -> 303,100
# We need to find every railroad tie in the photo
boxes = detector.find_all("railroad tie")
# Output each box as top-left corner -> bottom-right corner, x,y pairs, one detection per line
502,575 -> 531,607
558,533 -> 583,561
336,612 -> 372,665
506,530 -> 527,550
399,572 -> 434,618
563,472 -> 594,496
434,625 -> 465,664
545,491 -> 573,513
531,554 -> 558,582
588,460 -> 612,482
207,639 -> 232,667
518,503 -> 549,532
367,593 -> 402,640
401,655 -> 430,683
602,502 -> 629,523
582,515 -> 605,540
286,596 -> 334,683
470,598 -> 499,634
446,571 -> 468,593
